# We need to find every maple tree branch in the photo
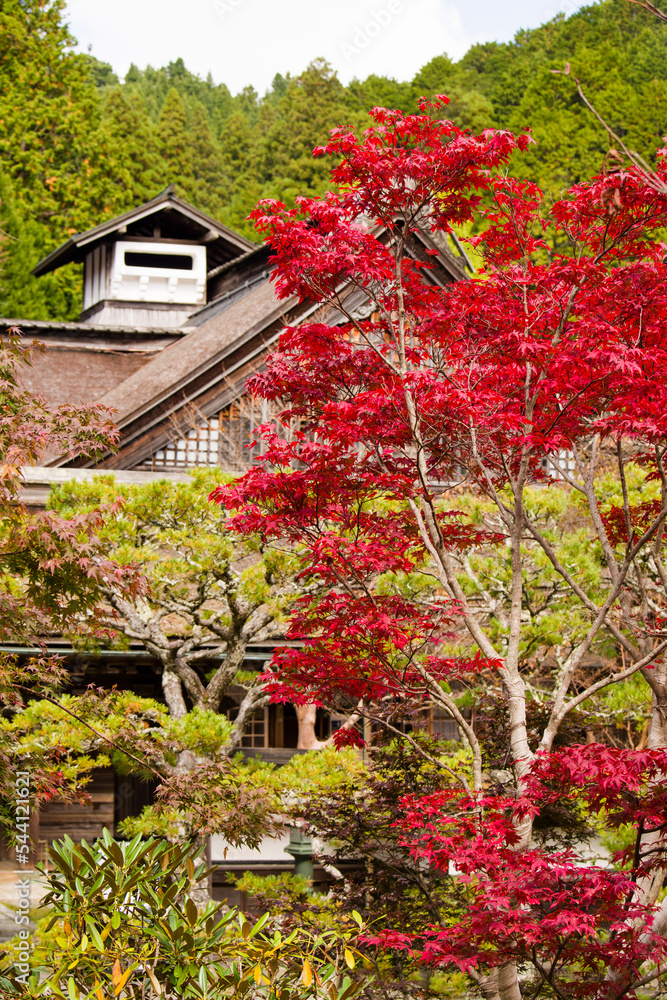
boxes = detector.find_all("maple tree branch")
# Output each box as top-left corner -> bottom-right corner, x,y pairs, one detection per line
407,495 -> 502,666
522,513 -> 641,659
626,0 -> 667,20
546,640 -> 667,735
460,553 -> 510,631
405,659 -> 484,791
614,964 -> 667,999
532,949 -> 569,1000
573,439 -> 622,585
618,439 -> 634,545
362,708 -> 472,794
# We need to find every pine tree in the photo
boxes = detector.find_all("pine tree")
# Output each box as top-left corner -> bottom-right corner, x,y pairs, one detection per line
255,60 -> 364,202
157,87 -> 194,198
0,0 -> 109,318
100,89 -> 162,212
188,101 -> 226,215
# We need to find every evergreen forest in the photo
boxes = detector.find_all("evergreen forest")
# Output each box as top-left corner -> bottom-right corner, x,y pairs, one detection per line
1,0 -> 666,321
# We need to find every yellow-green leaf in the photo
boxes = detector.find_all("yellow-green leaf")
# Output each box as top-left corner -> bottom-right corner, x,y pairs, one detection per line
344,949 -> 355,969
146,968 -> 162,995
88,923 -> 105,951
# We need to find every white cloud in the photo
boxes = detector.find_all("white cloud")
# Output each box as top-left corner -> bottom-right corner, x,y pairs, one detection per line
64,0 -> 471,94
63,0 -> 587,95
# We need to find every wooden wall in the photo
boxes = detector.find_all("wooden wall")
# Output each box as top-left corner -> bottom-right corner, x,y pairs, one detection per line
38,769 -> 115,846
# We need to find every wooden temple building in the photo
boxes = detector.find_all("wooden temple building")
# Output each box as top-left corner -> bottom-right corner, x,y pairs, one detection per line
3,187 -> 468,893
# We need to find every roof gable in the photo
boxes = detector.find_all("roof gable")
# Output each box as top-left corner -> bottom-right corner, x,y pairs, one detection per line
33,187 -> 256,277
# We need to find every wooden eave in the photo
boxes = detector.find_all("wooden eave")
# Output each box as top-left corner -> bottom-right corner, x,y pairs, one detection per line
53,278 -> 307,470
32,189 -> 256,277
47,220 -> 469,472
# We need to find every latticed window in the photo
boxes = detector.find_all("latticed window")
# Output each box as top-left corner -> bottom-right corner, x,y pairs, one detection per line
147,416 -> 220,469
240,708 -> 268,748
542,450 -> 576,479
220,699 -> 268,749
141,396 -> 288,472
431,710 -> 459,741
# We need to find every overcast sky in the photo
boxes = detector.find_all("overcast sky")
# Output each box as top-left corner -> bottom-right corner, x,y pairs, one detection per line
63,0 -> 587,96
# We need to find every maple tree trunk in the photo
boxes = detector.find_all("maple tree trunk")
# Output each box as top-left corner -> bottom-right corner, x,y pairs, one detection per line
478,969 -> 500,1000
497,964 -> 523,1000
646,664 -> 667,750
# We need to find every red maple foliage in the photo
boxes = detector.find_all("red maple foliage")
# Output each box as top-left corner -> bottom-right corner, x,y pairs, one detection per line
367,746 -> 667,997
212,99 -> 667,996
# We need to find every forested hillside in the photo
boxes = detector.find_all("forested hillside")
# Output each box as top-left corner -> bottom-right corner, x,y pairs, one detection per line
1,0 -> 665,321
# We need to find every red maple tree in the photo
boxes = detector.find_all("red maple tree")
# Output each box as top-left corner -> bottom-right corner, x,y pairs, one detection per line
212,99 -> 667,997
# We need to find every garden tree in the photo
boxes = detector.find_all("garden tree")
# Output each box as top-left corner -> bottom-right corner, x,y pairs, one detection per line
0,331 -> 143,830
236,734 -> 471,1000
0,333 -> 125,647
49,471 -> 324,747
157,88 -> 194,196
2,690 -> 279,851
0,0 -> 109,318
438,485 -> 656,753
0,686 -> 364,881
0,833 -> 370,999
99,89 -> 163,212
211,99 -> 667,998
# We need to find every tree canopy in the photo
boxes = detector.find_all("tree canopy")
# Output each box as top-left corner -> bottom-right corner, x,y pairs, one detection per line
210,93 -> 667,999
1,0 -> 666,319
